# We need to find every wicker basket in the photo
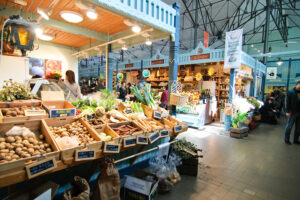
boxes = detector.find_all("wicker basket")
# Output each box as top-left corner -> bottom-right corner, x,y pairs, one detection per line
170,93 -> 187,106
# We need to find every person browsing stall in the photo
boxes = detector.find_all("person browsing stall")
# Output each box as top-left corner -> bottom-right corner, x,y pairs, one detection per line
284,81 -> 300,145
118,81 -> 127,102
64,70 -> 82,99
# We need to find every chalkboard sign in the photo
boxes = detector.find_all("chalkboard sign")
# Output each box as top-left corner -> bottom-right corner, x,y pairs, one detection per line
174,125 -> 182,133
149,131 -> 160,144
26,158 -> 57,179
124,138 -> 137,148
137,136 -> 148,145
153,111 -> 162,119
160,130 -> 169,137
104,143 -> 120,153
75,150 -> 96,161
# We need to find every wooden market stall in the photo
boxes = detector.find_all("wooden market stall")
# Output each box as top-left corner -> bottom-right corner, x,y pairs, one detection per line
0,0 -> 183,198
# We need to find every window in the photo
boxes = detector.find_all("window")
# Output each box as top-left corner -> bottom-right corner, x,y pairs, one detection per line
140,0 -> 143,11
146,0 -> 149,14
166,11 -> 168,23
151,3 -> 154,17
156,6 -> 159,19
161,8 -> 164,22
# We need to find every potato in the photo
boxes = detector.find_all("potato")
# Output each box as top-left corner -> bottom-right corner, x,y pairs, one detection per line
12,155 -> 19,159
0,144 -> 5,150
10,111 -> 17,117
22,140 -> 29,145
32,140 -> 38,145
9,150 -> 15,154
44,143 -> 49,148
26,144 -> 33,149
28,148 -> 34,154
15,147 -> 22,152
14,136 -> 21,140
28,138 -> 35,143
16,140 -> 22,144
46,148 -> 52,153
38,141 -> 43,145
6,136 -> 15,143
7,144 -> 14,150
0,138 -> 5,142
39,144 -> 45,149
0,154 -> 5,160
39,134 -> 44,140
5,156 -> 12,161
1,149 -> 9,153
33,145 -> 40,150
24,154 -> 31,158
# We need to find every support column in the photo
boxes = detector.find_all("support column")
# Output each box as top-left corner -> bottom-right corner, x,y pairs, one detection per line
116,60 -> 119,92
193,0 -> 199,49
250,61 -> 257,97
262,0 -> 271,100
286,58 -> 292,93
225,69 -> 236,131
106,44 -> 114,91
168,3 -> 180,115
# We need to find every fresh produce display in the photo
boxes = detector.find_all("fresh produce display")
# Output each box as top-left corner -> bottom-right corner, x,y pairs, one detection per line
106,109 -> 129,123
97,132 -> 112,141
247,97 -> 263,109
111,124 -> 141,136
87,118 -> 104,126
0,126 -> 53,164
130,83 -> 156,109
98,89 -> 117,111
135,119 -> 163,132
0,79 -> 36,102
48,121 -> 97,149
172,139 -> 198,160
1,106 -> 44,117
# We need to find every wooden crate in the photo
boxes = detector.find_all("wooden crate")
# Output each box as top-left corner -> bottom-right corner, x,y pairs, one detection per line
0,107 -> 48,123
42,117 -> 102,164
0,99 -> 42,108
0,120 -> 60,176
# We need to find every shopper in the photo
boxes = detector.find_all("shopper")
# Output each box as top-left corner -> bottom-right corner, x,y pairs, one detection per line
160,85 -> 168,109
259,97 -> 278,124
64,70 -> 82,99
284,81 -> 300,145
118,81 -> 127,102
127,83 -> 132,94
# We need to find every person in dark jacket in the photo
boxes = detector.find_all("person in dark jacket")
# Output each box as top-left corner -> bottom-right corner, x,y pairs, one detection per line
260,97 -> 278,124
118,81 -> 127,102
284,81 -> 300,145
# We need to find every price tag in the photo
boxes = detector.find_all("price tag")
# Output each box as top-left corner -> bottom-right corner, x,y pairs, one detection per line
174,125 -> 183,133
124,109 -> 133,114
123,137 -> 137,148
26,158 -> 57,179
153,111 -> 162,119
160,129 -> 169,138
75,149 -> 96,161
137,136 -> 148,145
148,131 -> 160,144
103,143 -> 120,153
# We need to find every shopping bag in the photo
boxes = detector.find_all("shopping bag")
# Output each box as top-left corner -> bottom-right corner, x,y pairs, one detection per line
62,176 -> 90,200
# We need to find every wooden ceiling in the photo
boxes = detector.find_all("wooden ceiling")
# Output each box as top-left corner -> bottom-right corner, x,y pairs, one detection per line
0,0 -> 131,48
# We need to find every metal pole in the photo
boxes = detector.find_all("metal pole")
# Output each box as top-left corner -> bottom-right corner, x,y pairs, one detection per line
106,44 -> 113,91
193,0 -> 199,49
168,3 -> 181,115
286,58 -> 292,94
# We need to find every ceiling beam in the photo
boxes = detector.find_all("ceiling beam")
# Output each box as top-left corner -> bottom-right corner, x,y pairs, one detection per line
0,6 -> 109,42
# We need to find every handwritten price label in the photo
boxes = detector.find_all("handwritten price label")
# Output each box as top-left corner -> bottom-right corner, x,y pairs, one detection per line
75,150 -> 96,161
104,143 -> 120,153
148,131 -> 160,144
26,158 -> 57,179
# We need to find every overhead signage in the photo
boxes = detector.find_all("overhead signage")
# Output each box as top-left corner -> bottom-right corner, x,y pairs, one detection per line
151,59 -> 164,65
190,53 -> 210,61
142,69 -> 150,78
117,73 -> 123,80
204,31 -> 209,48
266,67 -> 277,80
224,29 -> 243,69
125,63 -> 134,68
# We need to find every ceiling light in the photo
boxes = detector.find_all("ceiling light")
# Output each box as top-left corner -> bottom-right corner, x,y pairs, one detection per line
276,58 -> 283,66
257,50 -> 261,53
122,45 -> 128,51
86,9 -> 98,20
60,10 -> 83,23
37,8 -> 49,20
124,19 -> 134,26
250,44 -> 254,47
37,33 -> 53,41
35,28 -> 43,35
145,38 -> 152,46
132,25 -> 141,33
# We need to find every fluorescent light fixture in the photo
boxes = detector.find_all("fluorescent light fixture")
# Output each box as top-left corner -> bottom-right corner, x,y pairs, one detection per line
35,28 -> 43,35
122,45 -> 128,50
132,25 -> 141,33
86,9 -> 98,20
37,33 -> 53,41
250,44 -> 254,47
37,8 -> 49,20
60,10 -> 83,23
145,38 -> 152,46
276,58 -> 283,66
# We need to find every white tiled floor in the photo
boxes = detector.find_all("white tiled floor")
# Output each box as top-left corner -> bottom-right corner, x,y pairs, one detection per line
158,120 -> 300,200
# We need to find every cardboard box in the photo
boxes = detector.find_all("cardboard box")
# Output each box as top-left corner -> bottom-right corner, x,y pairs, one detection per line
124,171 -> 159,200
41,91 -> 76,118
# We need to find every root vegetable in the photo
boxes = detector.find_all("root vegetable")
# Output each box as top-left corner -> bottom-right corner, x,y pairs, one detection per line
6,136 -> 15,143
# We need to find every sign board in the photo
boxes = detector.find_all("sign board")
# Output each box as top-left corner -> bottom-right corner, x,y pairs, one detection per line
26,158 -> 57,179
117,73 -> 123,80
266,67 -> 277,80
204,31 -> 209,48
103,143 -> 120,153
137,136 -> 148,145
148,131 -> 160,144
142,69 -> 150,78
125,63 -> 134,68
124,137 -> 137,148
190,53 -> 210,61
153,111 -> 162,119
224,29 -> 243,69
151,59 -> 164,65
174,125 -> 182,133
224,103 -> 233,116
75,149 -> 96,161
160,129 -> 169,138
